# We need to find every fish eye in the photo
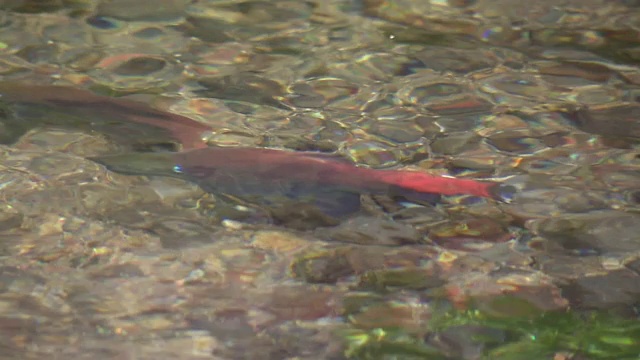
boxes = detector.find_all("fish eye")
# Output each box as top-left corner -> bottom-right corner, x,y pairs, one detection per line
173,165 -> 183,174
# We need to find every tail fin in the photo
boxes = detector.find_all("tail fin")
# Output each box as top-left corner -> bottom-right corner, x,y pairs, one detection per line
373,169 -> 511,201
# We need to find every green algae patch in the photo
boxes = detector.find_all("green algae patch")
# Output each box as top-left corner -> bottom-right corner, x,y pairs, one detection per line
340,296 -> 640,359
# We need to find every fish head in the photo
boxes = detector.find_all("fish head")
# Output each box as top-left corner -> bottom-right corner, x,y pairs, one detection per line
89,152 -> 183,178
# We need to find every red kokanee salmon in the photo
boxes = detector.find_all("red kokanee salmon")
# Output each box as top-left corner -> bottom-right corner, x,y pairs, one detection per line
91,147 -> 515,217
168,147 -> 502,199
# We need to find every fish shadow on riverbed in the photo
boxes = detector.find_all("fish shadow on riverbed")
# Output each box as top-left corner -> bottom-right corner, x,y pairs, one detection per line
0,82 -> 212,151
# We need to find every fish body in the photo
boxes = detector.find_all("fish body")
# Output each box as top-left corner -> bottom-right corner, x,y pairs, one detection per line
0,82 -> 211,150
172,147 -> 498,198
92,147 -> 510,217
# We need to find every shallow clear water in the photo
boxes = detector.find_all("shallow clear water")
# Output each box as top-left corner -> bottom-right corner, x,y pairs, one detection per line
0,1 -> 639,359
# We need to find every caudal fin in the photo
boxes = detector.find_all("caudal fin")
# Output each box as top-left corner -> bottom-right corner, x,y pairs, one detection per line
371,169 -> 514,201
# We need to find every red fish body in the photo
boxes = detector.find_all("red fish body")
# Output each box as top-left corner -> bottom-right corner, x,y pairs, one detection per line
93,147 -> 511,218
172,147 -> 499,199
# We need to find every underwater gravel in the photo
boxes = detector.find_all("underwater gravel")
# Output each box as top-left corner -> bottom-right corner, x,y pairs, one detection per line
0,0 -> 639,359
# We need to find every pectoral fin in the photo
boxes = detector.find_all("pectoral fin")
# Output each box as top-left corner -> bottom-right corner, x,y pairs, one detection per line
230,186 -> 362,229
285,184 -> 362,218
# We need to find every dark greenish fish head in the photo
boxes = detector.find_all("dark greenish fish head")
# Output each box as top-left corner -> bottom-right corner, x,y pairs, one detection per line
89,152 -> 182,178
